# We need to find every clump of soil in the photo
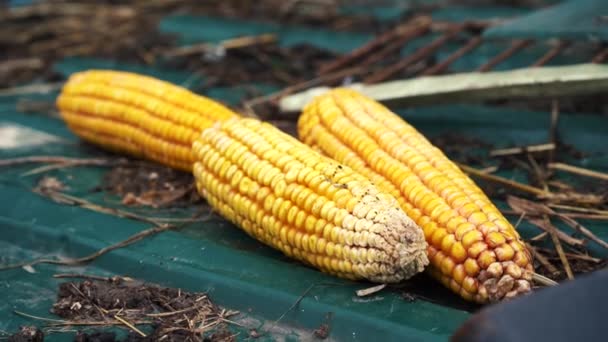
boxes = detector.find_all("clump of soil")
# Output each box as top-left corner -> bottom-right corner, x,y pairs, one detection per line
7,326 -> 44,342
100,162 -> 201,208
52,278 -> 238,342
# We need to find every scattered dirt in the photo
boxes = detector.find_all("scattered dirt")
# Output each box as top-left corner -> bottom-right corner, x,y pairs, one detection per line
312,312 -> 333,340
535,256 -> 608,282
430,133 -> 493,166
177,0 -> 386,32
100,162 -> 201,208
6,326 -> 44,342
166,43 -> 338,90
0,1 -> 356,89
51,277 -> 237,342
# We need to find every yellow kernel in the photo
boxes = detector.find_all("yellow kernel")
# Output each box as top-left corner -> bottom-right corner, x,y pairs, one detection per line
287,229 -> 296,246
468,241 -> 487,259
450,242 -> 467,263
317,238 -> 327,255
510,240 -> 526,253
432,250 -> 445,266
459,203 -> 479,217
477,250 -> 496,269
514,251 -> 530,267
441,256 -> 455,275
478,222 -> 498,235
326,242 -> 335,257
441,234 -> 455,254
295,211 -> 307,230
453,220 -> 473,239
449,279 -> 461,293
453,265 -> 466,284
468,212 -> 488,225
486,231 -> 507,248
308,235 -> 318,253
301,235 -> 309,251
431,228 -> 448,247
294,232 -> 303,249
279,226 -> 288,244
304,216 -> 316,233
495,244 -> 515,261
422,221 -> 437,240
462,276 -> 478,294
462,229 -> 483,248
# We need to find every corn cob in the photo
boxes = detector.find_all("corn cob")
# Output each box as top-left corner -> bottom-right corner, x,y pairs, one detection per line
56,70 -> 238,171
55,71 -> 429,283
193,118 -> 428,282
298,88 -> 533,303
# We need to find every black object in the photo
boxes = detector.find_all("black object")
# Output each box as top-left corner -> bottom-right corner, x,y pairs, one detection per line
451,270 -> 608,342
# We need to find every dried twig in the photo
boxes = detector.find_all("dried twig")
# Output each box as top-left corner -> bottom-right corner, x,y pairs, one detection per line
532,273 -> 559,287
533,247 -> 603,263
489,143 -> 555,157
544,215 -> 575,280
458,164 -> 550,196
0,82 -> 64,96
0,223 -> 176,270
548,99 -> 559,163
163,33 -> 277,58
526,243 -> 560,275
356,284 -> 386,297
548,162 -> 608,182
0,155 -> 126,167
13,310 -> 66,323
555,213 -> 608,250
547,204 -> 608,216
52,273 -> 134,283
115,315 -> 147,337
507,197 -> 584,246
364,24 -> 466,83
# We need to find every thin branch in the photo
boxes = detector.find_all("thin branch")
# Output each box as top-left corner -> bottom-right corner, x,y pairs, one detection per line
526,243 -> 559,275
458,164 -> 550,196
555,213 -> 608,250
115,315 -> 147,337
548,162 -> 608,182
0,224 -> 176,270
0,156 -> 126,167
489,143 -> 555,157
33,189 -> 165,226
544,215 -> 574,280
0,82 -> 64,96
13,310 -> 66,323
532,273 -> 559,287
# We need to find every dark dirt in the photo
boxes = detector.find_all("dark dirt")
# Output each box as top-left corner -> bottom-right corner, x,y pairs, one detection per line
51,277 -> 236,342
6,326 -> 44,342
534,251 -> 608,282
0,1 -> 351,89
99,162 -> 201,208
74,331 -> 117,342
179,0 -> 386,32
430,133 -> 493,166
167,43 -> 338,91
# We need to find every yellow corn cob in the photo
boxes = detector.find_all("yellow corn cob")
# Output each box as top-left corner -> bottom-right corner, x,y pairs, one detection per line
298,88 -> 533,303
55,71 -> 429,283
193,118 -> 428,282
56,70 -> 238,171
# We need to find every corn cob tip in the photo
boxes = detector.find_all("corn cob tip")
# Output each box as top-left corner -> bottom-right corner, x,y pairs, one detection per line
361,196 -> 429,282
478,262 -> 533,302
